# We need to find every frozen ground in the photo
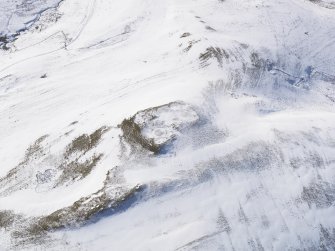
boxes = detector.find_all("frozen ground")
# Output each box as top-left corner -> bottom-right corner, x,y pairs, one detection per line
0,0 -> 335,250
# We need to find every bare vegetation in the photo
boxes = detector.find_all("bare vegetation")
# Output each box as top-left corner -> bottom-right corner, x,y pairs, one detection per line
5,168 -> 144,249
308,0 -> 335,9
302,181 -> 335,208
199,47 -> 230,67
0,135 -> 48,196
0,126 -> 110,196
54,126 -> 110,186
30,184 -> 143,233
120,102 -> 199,154
0,35 -> 11,50
55,154 -> 103,186
184,39 -> 200,52
180,32 -> 191,38
121,117 -> 161,154
0,210 -> 15,230
65,126 -> 109,157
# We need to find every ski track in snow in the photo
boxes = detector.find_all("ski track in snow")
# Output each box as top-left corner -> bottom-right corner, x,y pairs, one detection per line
0,0 -> 335,250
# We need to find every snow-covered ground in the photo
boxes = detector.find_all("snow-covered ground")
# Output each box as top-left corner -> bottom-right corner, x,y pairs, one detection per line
0,0 -> 335,250
0,0 -> 63,39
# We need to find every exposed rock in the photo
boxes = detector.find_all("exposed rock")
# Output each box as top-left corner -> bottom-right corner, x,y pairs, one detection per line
120,102 -> 199,154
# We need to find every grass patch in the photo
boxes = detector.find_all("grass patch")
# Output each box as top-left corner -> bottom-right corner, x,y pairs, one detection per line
8,179 -> 143,248
27,184 -> 143,234
65,126 -> 109,157
55,154 -> 103,186
120,117 -> 160,154
56,126 -> 110,186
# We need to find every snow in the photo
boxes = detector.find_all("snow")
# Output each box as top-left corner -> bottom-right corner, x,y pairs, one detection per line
0,0 -> 335,250
134,102 -> 199,146
0,0 -> 63,37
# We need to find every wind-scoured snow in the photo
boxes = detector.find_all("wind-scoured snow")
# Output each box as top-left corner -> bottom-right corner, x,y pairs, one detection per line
0,0 -> 335,250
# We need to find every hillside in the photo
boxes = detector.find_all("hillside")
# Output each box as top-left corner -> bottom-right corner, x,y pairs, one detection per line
0,0 -> 335,250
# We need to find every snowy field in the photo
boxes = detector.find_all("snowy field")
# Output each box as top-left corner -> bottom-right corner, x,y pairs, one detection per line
0,0 -> 335,250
